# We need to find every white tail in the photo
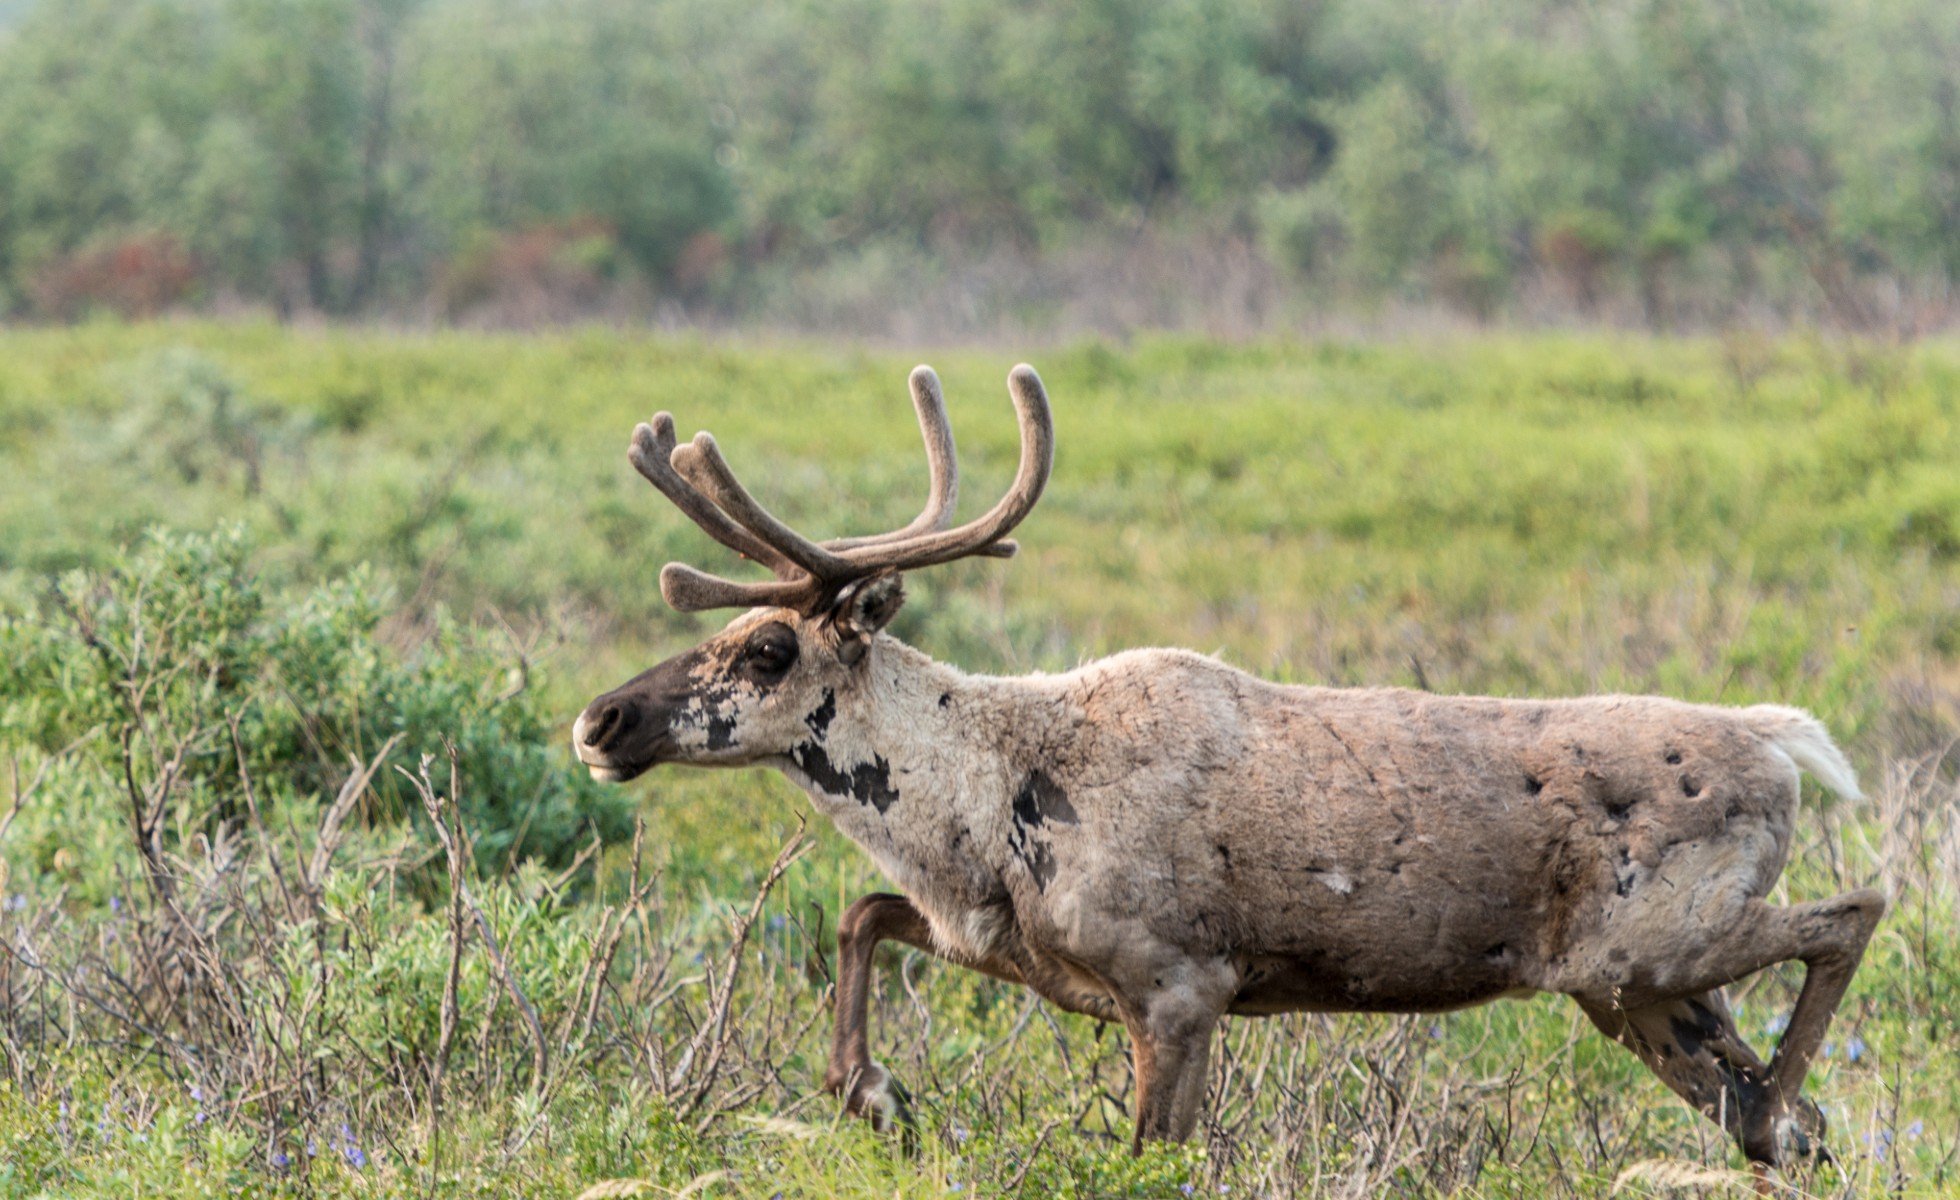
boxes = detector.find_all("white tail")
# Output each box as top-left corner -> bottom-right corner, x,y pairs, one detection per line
1744,704 -> 1862,801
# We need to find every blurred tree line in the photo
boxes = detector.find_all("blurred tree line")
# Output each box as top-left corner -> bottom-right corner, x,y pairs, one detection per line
0,0 -> 1954,329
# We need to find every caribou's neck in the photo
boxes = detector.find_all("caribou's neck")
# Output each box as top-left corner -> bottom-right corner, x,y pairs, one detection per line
770,635 -> 1071,949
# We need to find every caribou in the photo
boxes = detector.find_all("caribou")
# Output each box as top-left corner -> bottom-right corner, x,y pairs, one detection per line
573,363 -> 1882,1169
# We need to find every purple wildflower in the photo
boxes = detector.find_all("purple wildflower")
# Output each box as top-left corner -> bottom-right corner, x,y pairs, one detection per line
273,1151 -> 290,1170
1908,1120 -> 1925,1138
1845,1035 -> 1866,1062
110,896 -> 122,914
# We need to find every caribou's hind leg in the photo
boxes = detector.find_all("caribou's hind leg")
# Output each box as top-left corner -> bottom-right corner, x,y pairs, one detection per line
1576,888 -> 1884,1165
1746,890 -> 1885,1163
1578,991 -> 1807,1155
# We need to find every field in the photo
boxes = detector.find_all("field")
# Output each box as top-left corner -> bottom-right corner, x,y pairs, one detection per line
2,323 -> 1959,1197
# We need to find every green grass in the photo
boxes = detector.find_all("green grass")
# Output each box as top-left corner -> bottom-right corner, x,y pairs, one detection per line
3,322 -> 1959,1197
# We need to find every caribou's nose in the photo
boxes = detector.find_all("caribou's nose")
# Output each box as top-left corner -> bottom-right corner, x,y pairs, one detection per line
576,695 -> 641,754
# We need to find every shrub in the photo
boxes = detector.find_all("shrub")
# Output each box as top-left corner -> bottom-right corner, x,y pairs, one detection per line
437,218 -> 629,325
28,232 -> 200,320
0,526 -> 632,875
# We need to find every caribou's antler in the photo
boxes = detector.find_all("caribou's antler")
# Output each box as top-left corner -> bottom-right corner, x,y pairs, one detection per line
636,364 -> 1053,613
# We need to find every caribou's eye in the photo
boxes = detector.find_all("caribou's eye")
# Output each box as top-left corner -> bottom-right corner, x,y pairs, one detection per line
740,623 -> 799,684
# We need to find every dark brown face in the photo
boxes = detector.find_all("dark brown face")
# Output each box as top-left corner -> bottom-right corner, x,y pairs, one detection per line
572,577 -> 906,782
573,613 -> 808,781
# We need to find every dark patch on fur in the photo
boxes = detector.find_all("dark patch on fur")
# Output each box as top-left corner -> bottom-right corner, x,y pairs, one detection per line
1008,769 -> 1073,892
1669,997 -> 1728,1059
1012,769 -> 1078,828
1525,775 -> 1544,795
1681,775 -> 1702,797
1661,998 -> 1772,1127
1614,846 -> 1638,897
682,677 -> 742,751
804,688 -> 836,739
1216,843 -> 1232,868
1026,842 -> 1057,889
1665,750 -> 1683,765
938,693 -> 951,708
789,740 -> 898,813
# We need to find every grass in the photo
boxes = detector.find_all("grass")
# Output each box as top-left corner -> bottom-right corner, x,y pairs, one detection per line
1,321 -> 1959,1196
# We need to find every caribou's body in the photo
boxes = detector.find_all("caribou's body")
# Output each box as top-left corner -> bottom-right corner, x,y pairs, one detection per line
575,364 -> 1882,1170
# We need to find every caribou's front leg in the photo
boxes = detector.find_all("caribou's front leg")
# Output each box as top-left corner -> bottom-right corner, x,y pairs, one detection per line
824,893 -> 1028,1130
1121,979 -> 1229,1150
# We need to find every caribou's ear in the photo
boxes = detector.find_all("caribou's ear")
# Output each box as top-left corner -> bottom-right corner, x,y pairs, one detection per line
831,574 -> 906,664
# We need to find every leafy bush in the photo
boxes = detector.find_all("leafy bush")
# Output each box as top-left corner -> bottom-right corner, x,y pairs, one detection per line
0,525 -> 631,874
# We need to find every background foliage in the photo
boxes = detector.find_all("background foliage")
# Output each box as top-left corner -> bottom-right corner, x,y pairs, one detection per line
2,326 -> 1959,1196
0,0 -> 1957,331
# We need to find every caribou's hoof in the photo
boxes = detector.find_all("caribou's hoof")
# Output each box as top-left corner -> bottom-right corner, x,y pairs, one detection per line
823,1060 -> 912,1133
1781,1097 -> 1833,1166
1743,1097 -> 1832,1168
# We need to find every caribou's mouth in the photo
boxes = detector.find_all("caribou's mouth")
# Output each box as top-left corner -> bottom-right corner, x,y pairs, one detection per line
574,745 -> 663,784
583,759 -> 653,784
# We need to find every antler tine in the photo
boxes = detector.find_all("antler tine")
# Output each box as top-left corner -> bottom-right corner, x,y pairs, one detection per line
833,363 -> 1052,572
630,415 -> 797,579
671,432 -> 858,582
824,365 -> 958,550
658,562 -> 816,614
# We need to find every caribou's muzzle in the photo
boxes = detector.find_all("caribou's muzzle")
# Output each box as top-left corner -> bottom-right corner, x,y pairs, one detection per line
574,651 -> 700,782
571,696 -> 664,782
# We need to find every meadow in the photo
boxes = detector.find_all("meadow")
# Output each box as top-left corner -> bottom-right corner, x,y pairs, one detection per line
1,323 -> 1958,1197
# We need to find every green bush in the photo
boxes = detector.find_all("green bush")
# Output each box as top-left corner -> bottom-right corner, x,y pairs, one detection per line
0,525 -> 631,874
